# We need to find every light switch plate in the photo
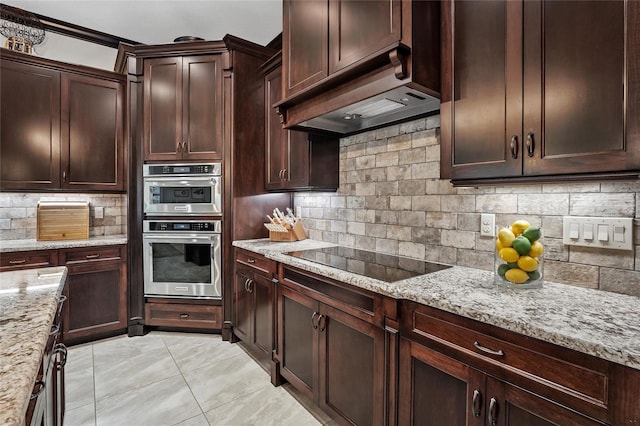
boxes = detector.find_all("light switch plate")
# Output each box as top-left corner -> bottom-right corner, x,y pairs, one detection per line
480,214 -> 495,237
562,216 -> 633,251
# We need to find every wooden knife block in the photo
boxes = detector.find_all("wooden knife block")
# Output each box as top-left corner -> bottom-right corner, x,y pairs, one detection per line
265,220 -> 307,242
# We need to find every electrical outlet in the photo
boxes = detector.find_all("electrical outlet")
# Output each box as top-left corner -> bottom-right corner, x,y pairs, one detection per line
295,206 -> 302,218
95,206 -> 104,219
480,214 -> 495,237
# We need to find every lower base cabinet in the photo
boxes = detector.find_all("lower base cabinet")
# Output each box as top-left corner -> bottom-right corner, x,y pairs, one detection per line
145,299 -> 222,329
277,274 -> 385,426
61,245 -> 127,345
399,337 -> 603,426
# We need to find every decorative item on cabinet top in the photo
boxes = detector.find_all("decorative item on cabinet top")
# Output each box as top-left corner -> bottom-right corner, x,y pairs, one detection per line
36,200 -> 89,241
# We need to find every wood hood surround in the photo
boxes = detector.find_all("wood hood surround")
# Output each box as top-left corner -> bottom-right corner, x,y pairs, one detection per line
275,0 -> 441,135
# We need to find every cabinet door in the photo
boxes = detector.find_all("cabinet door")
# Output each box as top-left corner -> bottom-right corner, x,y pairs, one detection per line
233,266 -> 253,342
278,285 -> 318,401
486,377 -> 605,426
61,246 -> 127,344
523,0 -> 639,175
252,273 -> 274,358
283,0 -> 329,97
0,59 -> 61,190
398,337 -> 485,426
61,73 -> 124,191
318,304 -> 385,426
265,64 -> 288,189
182,55 -> 224,160
144,57 -> 182,160
328,0 -> 401,73
441,0 -> 523,180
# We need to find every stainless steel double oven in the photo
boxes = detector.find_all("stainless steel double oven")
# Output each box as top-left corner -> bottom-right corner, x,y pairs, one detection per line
142,163 -> 222,299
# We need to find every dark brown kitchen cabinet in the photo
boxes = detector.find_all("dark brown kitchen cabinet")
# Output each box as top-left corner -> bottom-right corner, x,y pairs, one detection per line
61,74 -> 124,191
233,248 -> 277,369
263,53 -> 339,191
0,56 -> 60,190
399,301 -> 640,425
143,55 -> 223,161
441,0 -> 640,184
276,266 -> 385,425
61,245 -> 127,345
0,49 -> 125,192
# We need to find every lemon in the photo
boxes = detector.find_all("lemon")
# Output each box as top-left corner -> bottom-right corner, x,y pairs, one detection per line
505,268 -> 529,284
499,247 -> 520,263
511,220 -> 531,236
517,256 -> 538,272
498,227 -> 516,247
512,236 -> 532,256
528,240 -> 544,258
523,226 -> 541,242
495,239 -> 504,251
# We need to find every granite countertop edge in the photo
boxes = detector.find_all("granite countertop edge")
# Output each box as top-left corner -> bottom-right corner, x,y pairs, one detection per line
0,235 -> 128,253
0,266 -> 68,426
233,239 -> 640,371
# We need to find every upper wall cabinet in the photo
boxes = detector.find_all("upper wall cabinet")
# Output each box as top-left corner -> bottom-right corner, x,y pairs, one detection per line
278,0 -> 441,134
0,50 -> 125,192
143,55 -> 223,161
440,0 -> 640,184
263,53 -> 339,192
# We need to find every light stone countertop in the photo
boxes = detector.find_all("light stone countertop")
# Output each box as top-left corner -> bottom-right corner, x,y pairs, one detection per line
0,266 -> 68,426
0,235 -> 127,253
233,238 -> 640,371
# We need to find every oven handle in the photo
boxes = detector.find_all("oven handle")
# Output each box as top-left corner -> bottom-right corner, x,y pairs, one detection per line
143,176 -> 219,186
143,235 -> 219,242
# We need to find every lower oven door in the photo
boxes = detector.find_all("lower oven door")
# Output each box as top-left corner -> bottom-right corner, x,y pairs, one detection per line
143,234 -> 221,299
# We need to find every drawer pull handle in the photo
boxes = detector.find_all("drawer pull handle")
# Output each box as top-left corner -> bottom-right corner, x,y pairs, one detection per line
9,259 -> 27,264
318,314 -> 326,332
50,323 -> 60,336
86,254 -> 100,259
247,258 -> 256,264
509,135 -> 519,159
30,380 -> 46,400
489,397 -> 499,426
180,314 -> 189,319
54,343 -> 68,369
472,389 -> 482,417
526,132 -> 535,157
473,341 -> 504,356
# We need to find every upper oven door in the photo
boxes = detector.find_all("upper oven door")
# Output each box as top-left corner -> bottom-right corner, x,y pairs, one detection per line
143,176 -> 221,216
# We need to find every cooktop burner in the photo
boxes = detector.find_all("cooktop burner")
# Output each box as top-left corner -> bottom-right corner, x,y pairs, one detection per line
286,246 -> 451,283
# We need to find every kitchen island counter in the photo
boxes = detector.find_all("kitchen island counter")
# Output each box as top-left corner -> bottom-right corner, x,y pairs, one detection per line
234,238 -> 640,371
0,266 -> 67,425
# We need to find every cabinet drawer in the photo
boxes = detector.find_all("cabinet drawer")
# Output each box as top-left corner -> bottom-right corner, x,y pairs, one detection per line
145,303 -> 222,330
0,250 -> 57,271
401,301 -> 610,421
60,245 -> 123,265
235,248 -> 276,276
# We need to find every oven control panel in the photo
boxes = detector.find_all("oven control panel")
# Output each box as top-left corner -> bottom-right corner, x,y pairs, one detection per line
143,220 -> 221,233
144,163 -> 221,176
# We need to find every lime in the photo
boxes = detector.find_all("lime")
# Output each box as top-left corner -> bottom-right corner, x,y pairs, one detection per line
528,240 -> 544,258
497,264 -> 510,278
517,255 -> 538,272
527,270 -> 541,281
507,262 -> 519,268
512,236 -> 532,256
523,226 -> 541,242
505,268 -> 529,284
499,247 -> 520,263
498,227 -> 516,247
511,220 -> 531,236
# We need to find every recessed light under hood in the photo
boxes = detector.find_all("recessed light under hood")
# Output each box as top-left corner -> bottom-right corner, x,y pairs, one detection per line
298,87 -> 440,134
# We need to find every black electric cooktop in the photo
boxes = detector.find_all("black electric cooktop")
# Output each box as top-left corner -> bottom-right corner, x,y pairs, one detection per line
287,246 -> 451,283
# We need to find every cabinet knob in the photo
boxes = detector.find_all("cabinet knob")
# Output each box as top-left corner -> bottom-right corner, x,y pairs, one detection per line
180,313 -> 190,319
176,141 -> 182,153
311,311 -> 320,329
526,132 -> 535,157
247,258 -> 256,264
510,135 -> 519,159
282,168 -> 288,181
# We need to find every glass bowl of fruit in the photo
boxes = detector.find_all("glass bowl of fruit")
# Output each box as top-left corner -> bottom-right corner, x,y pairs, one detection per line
494,220 -> 544,289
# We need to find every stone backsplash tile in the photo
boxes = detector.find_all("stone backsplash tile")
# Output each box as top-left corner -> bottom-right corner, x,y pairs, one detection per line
0,193 -> 127,241
293,116 -> 639,297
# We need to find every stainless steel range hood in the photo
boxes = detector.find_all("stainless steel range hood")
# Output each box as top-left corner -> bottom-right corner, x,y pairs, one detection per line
297,86 -> 440,134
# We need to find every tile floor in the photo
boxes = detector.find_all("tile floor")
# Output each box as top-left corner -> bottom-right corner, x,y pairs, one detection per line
64,331 -> 334,426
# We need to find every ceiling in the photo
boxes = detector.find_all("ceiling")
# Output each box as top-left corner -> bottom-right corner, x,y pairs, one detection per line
2,0 -> 283,70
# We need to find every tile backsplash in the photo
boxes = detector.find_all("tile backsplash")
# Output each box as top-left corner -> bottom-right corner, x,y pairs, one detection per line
294,116 -> 640,297
0,193 -> 127,240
